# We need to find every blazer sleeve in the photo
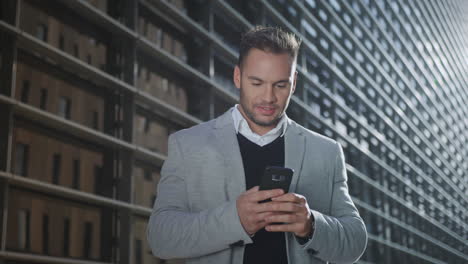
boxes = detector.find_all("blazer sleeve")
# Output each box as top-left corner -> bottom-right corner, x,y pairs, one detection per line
146,133 -> 252,260
300,142 -> 368,263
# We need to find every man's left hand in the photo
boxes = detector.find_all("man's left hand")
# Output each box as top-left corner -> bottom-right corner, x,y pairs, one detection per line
262,193 -> 314,238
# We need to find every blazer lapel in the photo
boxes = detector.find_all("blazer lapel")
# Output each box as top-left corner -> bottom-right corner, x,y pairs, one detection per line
284,121 -> 306,193
213,110 -> 246,201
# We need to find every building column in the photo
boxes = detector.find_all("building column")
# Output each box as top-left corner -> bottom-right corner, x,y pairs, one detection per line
100,83 -> 118,262
118,92 -> 135,264
0,0 -> 19,256
119,0 -> 137,263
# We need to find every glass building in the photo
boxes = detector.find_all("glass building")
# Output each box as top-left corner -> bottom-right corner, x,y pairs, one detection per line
0,0 -> 466,263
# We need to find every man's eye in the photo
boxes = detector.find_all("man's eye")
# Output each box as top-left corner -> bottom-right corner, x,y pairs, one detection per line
252,83 -> 262,86
276,84 -> 287,88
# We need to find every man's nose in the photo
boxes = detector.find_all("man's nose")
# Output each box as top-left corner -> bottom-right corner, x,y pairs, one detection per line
263,86 -> 277,103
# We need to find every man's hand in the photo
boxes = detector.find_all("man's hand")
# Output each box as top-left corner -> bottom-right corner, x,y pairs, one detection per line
236,186 -> 284,236
262,193 -> 314,238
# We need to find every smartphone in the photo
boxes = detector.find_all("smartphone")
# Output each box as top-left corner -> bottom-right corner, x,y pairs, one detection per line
259,166 -> 294,203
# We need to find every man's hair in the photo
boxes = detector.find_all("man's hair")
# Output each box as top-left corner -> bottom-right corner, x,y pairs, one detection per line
238,26 -> 302,67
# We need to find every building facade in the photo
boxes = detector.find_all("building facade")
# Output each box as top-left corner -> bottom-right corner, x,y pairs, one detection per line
0,0 -> 467,263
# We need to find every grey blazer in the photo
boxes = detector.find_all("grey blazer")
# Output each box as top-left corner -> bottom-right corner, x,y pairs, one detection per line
147,109 -> 367,264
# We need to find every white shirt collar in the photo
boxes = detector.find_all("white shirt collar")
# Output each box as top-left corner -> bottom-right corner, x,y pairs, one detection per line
231,104 -> 288,147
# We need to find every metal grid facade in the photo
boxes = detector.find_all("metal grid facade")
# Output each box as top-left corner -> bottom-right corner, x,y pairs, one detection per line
0,0 -> 467,263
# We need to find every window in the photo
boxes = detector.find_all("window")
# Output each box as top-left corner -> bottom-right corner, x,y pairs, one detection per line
18,209 -> 30,250
135,239 -> 142,264
72,159 -> 80,189
162,78 -> 169,93
94,165 -> 102,194
83,222 -> 93,258
36,24 -> 48,42
40,88 -> 48,110
58,96 -> 71,119
137,65 -> 142,78
144,169 -> 152,181
156,28 -> 163,46
175,86 -> 180,99
89,37 -> 96,46
59,33 -> 65,50
73,43 -> 79,58
52,153 -> 61,184
14,143 -> 29,176
63,218 -> 70,256
92,111 -> 99,129
21,80 -> 30,103
146,69 -> 150,81
42,214 -> 49,254
144,117 -> 150,133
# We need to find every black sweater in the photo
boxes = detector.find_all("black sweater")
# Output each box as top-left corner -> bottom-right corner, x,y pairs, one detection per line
237,133 -> 288,264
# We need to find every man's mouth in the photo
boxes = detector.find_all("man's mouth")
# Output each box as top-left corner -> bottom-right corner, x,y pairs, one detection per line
256,106 -> 276,115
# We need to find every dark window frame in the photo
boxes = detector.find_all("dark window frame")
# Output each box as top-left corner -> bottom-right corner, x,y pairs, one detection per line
21,80 -> 30,103
14,143 -> 29,176
52,153 -> 61,184
39,88 -> 48,110
36,23 -> 48,42
59,33 -> 65,51
42,214 -> 49,254
83,221 -> 93,258
18,209 -> 31,250
63,217 -> 70,256
72,159 -> 80,189
58,96 -> 71,119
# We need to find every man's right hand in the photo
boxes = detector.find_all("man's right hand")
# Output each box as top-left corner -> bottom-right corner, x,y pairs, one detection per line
236,186 -> 284,236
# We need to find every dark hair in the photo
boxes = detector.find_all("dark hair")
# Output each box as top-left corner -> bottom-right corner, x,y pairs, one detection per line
238,26 -> 301,67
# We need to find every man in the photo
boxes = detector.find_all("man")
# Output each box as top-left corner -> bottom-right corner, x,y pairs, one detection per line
147,26 -> 367,264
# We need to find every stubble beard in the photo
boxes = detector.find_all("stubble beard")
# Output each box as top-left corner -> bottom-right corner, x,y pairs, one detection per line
239,89 -> 284,128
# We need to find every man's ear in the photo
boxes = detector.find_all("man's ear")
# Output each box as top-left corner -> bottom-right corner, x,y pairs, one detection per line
233,65 -> 241,89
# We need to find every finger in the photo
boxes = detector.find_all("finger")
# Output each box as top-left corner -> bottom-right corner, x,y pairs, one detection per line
252,220 -> 270,232
245,186 -> 259,194
251,211 -> 278,223
248,188 -> 284,202
258,201 -> 302,213
253,212 -> 291,232
272,193 -> 306,204
264,213 -> 299,224
265,223 -> 299,233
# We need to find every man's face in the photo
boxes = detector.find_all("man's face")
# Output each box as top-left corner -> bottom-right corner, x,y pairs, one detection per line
233,48 -> 297,135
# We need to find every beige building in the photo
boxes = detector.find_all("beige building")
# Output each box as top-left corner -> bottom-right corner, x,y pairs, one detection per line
7,188 -> 101,260
4,0 -> 188,263
20,0 -> 107,70
15,61 -> 105,131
